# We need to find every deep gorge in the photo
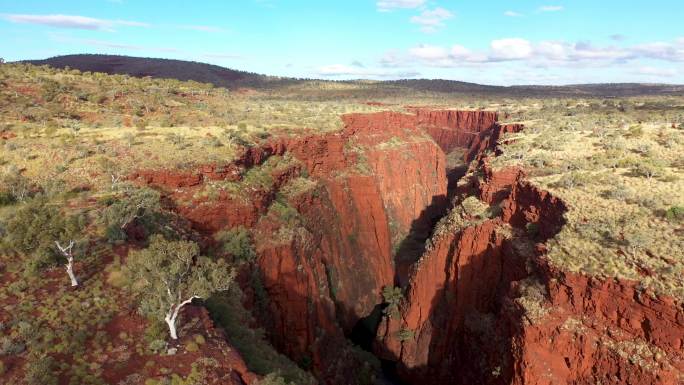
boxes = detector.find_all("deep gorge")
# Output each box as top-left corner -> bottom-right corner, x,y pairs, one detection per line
132,109 -> 684,385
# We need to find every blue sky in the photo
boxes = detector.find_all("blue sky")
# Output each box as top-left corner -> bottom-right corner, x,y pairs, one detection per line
1,0 -> 684,85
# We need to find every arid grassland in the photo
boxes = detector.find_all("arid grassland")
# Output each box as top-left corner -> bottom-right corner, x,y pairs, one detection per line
0,62 -> 682,385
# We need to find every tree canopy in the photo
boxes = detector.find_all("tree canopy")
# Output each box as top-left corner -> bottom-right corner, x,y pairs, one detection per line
1,197 -> 86,274
125,235 -> 235,339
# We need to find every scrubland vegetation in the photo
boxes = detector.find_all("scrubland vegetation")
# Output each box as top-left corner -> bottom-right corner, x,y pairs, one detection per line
492,99 -> 684,297
0,61 -> 682,384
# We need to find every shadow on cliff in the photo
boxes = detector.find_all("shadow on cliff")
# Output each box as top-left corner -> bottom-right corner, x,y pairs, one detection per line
392,235 -> 533,385
393,194 -> 449,287
382,179 -> 571,385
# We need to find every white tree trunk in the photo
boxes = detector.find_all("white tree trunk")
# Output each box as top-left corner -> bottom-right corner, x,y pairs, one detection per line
55,241 -> 78,287
165,310 -> 179,340
66,256 -> 78,287
164,296 -> 199,340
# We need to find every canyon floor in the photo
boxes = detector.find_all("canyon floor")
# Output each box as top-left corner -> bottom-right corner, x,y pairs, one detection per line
0,62 -> 683,385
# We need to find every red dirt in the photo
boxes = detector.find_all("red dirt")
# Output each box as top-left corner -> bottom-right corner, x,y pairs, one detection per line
99,306 -> 258,385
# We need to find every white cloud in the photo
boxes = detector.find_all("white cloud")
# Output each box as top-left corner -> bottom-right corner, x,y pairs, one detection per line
449,45 -> 487,62
490,38 -> 533,60
399,37 -> 684,69
535,41 -> 568,61
634,66 -> 677,78
567,41 -> 632,61
316,63 -> 419,78
539,5 -> 564,12
632,41 -> 684,62
449,45 -> 471,58
377,0 -> 426,11
504,11 -> 524,17
379,50 -> 409,67
410,7 -> 453,33
409,44 -> 449,60
3,14 -> 149,31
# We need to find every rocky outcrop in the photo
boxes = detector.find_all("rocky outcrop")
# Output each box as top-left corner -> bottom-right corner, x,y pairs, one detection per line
508,262 -> 684,385
466,123 -> 524,162
373,120 -> 684,385
342,109 -> 500,154
132,108 -> 684,385
414,109 -> 499,153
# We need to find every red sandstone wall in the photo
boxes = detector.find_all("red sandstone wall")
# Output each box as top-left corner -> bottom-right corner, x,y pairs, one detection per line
373,121 -> 684,385
130,109 -> 684,385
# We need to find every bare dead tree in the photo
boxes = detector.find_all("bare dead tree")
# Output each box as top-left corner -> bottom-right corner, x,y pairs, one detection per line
55,241 -> 78,287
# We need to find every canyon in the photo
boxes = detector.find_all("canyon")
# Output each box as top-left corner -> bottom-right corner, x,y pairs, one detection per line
133,108 -> 684,385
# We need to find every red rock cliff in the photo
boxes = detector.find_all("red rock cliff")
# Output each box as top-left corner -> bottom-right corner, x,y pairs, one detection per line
131,109 -> 684,385
374,120 -> 684,385
249,113 -> 449,376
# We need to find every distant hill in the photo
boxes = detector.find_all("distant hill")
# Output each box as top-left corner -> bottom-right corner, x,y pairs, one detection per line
24,54 -> 684,97
390,79 -> 684,97
25,54 -> 269,89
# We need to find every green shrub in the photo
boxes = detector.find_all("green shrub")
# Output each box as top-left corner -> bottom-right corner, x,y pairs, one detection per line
460,196 -> 490,218
258,373 -> 293,385
2,198 -> 85,275
144,320 -> 167,345
632,160 -> 665,180
526,223 -> 539,236
382,286 -> 403,319
269,200 -> 300,226
604,184 -> 633,202
395,328 -> 415,341
0,336 -> 26,355
665,206 -> 684,222
104,224 -> 128,243
553,172 -> 591,189
628,125 -> 644,138
205,290 -> 315,384
101,186 -> 161,242
214,226 -> 256,263
0,168 -> 32,202
165,133 -> 185,147
0,190 -> 15,206
148,339 -> 166,354
25,354 -> 58,385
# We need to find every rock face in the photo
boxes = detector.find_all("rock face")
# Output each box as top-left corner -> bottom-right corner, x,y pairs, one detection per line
511,265 -> 684,385
340,109 -> 500,154
414,109 -> 499,153
373,121 -> 684,385
374,161 -> 567,383
250,112 -> 450,378
133,108 -> 684,384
